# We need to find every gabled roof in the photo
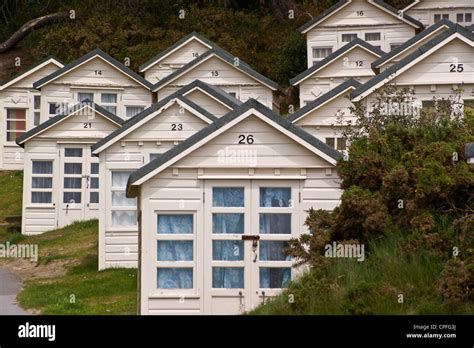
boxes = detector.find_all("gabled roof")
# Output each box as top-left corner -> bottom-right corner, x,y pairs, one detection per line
33,48 -> 154,90
372,19 -> 455,70
152,47 -> 280,92
402,0 -> 420,11
126,99 -> 342,196
16,100 -> 124,147
290,39 -> 384,86
139,32 -> 215,72
182,79 -> 243,109
91,81 -> 233,154
299,0 -> 423,34
0,57 -> 64,91
288,79 -> 361,123
352,25 -> 474,101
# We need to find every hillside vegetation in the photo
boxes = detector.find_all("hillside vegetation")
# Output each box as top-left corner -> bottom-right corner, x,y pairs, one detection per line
252,92 -> 474,315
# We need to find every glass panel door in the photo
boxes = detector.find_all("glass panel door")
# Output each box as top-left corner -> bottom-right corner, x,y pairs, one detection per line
204,181 -> 251,315
250,181 -> 298,308
59,145 -> 86,226
204,180 -> 299,314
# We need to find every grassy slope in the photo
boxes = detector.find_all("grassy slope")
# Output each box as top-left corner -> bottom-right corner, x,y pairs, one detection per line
0,172 -> 137,315
0,171 -> 23,242
251,230 -> 474,315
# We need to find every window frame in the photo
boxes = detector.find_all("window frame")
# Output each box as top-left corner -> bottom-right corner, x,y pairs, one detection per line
125,105 -> 145,118
30,160 -> 54,205
155,212 -> 197,294
5,108 -> 27,143
110,171 -> 137,229
364,32 -> 381,42
101,92 -> 118,115
341,33 -> 358,43
312,47 -> 333,60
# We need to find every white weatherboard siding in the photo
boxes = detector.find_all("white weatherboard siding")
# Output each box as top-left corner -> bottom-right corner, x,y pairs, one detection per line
358,37 -> 474,111
39,57 -> 152,122
405,1 -> 474,27
144,39 -> 212,84
377,24 -> 451,72
389,38 -> 474,86
294,92 -> 355,147
157,56 -> 274,108
299,46 -> 378,106
21,109 -> 120,235
98,103 -> 211,269
183,88 -> 233,117
305,0 -> 417,67
0,61 -> 61,170
136,113 -> 341,315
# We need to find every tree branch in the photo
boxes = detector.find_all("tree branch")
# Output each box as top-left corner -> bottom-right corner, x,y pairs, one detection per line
0,11 -> 69,53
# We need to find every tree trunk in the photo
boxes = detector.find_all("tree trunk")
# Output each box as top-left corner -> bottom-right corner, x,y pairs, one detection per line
0,12 -> 69,54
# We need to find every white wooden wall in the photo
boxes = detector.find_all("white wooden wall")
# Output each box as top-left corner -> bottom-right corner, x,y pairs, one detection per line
156,56 -> 274,108
144,39 -> 211,83
21,110 -> 120,235
98,104 -> 211,269
183,89 -> 233,117
39,57 -> 152,122
406,1 -> 474,26
139,167 -> 341,314
0,62 -> 60,170
305,0 -> 417,67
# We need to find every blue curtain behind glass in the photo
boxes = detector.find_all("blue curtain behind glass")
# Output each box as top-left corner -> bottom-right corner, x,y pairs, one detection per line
212,240 -> 244,261
259,188 -> 291,207
212,213 -> 244,234
212,267 -> 244,288
259,268 -> 291,288
260,241 -> 290,261
158,215 -> 193,234
212,187 -> 244,207
157,241 -> 193,261
157,268 -> 193,289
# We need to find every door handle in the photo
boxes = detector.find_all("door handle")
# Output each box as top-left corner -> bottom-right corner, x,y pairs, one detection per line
239,290 -> 244,312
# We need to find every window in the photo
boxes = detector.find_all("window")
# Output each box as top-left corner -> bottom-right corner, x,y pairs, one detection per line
63,150 -> 83,204
228,92 -> 237,98
466,13 -> 472,22
48,102 -> 68,116
326,137 -> 347,150
457,13 -> 464,22
342,33 -> 358,42
312,47 -> 332,59
90,163 -> 99,204
443,14 -> 449,20
111,172 -> 137,227
125,106 -> 145,118
325,137 -> 335,148
101,93 -> 117,114
33,95 -> 41,126
78,92 -> 94,103
64,148 -> 83,157
434,14 -> 441,22
365,32 -> 381,41
157,214 -> 194,289
390,44 -> 402,51
31,161 -> 53,204
6,109 -> 26,142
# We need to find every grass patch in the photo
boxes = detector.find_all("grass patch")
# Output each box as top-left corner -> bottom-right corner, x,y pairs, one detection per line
0,171 -> 23,243
250,230 -> 474,315
1,220 -> 137,315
